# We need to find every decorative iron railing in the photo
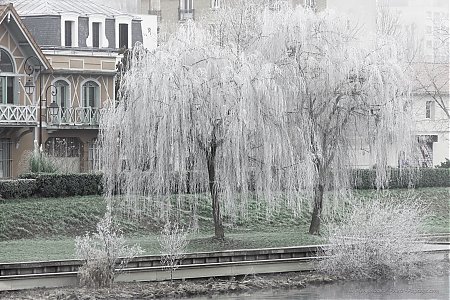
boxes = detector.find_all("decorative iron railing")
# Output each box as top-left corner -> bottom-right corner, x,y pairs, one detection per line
0,105 -> 37,124
48,107 -> 101,126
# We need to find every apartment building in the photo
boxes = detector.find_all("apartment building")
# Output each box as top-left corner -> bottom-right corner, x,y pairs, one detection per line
0,1 -> 143,177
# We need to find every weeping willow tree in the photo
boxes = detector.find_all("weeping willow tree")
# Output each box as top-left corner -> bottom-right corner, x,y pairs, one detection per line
257,4 -> 416,234
100,3 -> 304,240
100,1 -> 416,238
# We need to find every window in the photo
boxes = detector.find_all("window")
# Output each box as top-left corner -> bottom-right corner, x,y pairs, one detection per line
82,81 -> 99,108
61,14 -> 78,48
181,0 -> 194,10
45,137 -> 82,157
425,101 -> 434,119
115,16 -> 133,49
0,49 -> 15,105
211,0 -> 220,9
304,0 -> 316,9
87,139 -> 99,171
55,80 -> 69,110
0,139 -> 12,178
0,77 -> 14,104
119,24 -> 129,49
92,22 -> 100,48
65,21 -> 73,47
179,0 -> 194,20
87,16 -> 106,48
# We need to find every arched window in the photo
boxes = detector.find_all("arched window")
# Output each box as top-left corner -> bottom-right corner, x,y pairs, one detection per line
54,80 -> 70,110
82,80 -> 99,108
0,49 -> 15,104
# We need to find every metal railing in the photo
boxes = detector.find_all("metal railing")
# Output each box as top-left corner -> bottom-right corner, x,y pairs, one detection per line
47,107 -> 101,126
0,105 -> 37,124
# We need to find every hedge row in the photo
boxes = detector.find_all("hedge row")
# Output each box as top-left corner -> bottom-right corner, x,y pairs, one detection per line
351,168 -> 450,189
0,168 -> 448,199
0,173 -> 103,199
0,179 -> 38,199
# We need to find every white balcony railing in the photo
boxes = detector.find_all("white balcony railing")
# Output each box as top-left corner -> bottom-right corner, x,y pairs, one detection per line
0,105 -> 37,124
48,107 -> 101,126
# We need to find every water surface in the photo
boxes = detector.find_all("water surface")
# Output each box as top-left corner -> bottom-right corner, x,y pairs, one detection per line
186,274 -> 449,300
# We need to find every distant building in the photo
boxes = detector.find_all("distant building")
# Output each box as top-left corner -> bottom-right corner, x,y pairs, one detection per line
0,0 -> 143,177
326,0 -> 449,167
412,62 -> 449,167
139,0 -> 327,42
91,0 -> 158,49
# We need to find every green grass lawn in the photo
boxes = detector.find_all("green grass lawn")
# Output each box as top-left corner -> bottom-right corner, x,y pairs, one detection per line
0,187 -> 448,263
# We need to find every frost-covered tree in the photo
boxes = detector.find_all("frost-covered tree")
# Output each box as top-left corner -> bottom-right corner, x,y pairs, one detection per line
258,4 -> 415,234
99,7 -> 298,239
99,2 -> 415,237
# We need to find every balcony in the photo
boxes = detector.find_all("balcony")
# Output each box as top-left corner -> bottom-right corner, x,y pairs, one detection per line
47,107 -> 101,127
0,105 -> 37,125
179,9 -> 195,21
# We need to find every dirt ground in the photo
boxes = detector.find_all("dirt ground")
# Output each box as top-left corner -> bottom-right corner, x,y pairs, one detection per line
0,272 -> 335,300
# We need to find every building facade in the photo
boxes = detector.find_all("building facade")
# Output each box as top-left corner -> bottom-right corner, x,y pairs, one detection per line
0,1 -> 143,178
139,0 -> 327,42
325,0 -> 449,168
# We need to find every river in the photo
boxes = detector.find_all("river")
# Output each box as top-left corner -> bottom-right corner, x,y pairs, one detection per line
185,274 -> 449,300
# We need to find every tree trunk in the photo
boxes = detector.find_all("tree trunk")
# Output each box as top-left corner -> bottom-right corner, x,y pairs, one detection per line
309,181 -> 324,235
206,143 -> 224,240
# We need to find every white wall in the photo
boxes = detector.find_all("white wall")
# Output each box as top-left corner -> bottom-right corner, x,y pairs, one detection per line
139,14 -> 158,50
413,94 -> 450,166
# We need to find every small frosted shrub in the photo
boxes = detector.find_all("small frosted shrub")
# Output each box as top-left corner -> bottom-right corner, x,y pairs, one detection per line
75,214 -> 143,288
158,221 -> 189,281
319,196 -> 425,280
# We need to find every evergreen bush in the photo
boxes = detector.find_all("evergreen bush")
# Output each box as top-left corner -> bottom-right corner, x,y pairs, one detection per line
0,179 -> 37,199
351,168 -> 449,189
18,173 -> 103,198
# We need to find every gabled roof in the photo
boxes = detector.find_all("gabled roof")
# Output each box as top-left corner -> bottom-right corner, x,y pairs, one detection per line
0,3 -> 51,71
3,0 -> 135,18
